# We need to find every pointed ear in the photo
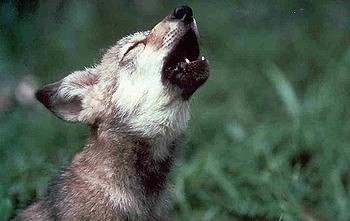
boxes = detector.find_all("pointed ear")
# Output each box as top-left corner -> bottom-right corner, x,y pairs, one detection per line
36,69 -> 98,122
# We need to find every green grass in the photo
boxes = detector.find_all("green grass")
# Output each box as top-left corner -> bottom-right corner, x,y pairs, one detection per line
1,1 -> 350,220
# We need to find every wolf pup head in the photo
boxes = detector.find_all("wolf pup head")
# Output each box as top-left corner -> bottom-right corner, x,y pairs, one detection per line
36,6 -> 209,140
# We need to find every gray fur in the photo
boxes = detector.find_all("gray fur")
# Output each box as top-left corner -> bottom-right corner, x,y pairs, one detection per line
15,7 -> 208,221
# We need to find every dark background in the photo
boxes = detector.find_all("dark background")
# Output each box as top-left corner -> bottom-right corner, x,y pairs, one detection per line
1,0 -> 350,220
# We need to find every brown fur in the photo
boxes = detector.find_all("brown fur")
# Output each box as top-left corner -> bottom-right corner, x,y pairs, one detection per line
15,124 -> 174,221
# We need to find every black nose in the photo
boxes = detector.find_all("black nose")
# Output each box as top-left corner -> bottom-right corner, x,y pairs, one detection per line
171,6 -> 193,24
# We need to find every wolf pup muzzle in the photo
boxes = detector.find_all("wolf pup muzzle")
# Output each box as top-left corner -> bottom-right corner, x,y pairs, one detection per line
161,6 -> 209,99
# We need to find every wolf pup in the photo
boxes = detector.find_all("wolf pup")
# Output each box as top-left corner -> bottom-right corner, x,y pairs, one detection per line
14,5 -> 209,221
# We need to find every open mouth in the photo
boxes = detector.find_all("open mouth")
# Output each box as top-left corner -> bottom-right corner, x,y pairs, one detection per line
162,29 -> 209,99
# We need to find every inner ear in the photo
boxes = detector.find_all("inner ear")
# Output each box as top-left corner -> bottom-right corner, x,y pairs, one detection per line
35,81 -> 61,110
35,69 -> 98,123
36,81 -> 83,122
52,95 -> 82,121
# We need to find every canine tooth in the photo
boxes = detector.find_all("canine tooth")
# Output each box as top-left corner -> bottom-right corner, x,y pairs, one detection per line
201,56 -> 205,61
185,58 -> 190,63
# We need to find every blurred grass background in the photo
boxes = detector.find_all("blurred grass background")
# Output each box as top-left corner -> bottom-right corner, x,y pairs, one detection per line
1,0 -> 350,220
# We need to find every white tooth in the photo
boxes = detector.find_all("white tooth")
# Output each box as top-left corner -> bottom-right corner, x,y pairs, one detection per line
201,56 -> 205,61
185,58 -> 190,63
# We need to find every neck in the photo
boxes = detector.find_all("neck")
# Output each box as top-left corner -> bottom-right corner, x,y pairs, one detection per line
69,123 -> 180,216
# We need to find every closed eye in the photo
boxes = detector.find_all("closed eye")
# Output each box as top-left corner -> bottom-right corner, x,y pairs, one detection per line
120,40 -> 145,64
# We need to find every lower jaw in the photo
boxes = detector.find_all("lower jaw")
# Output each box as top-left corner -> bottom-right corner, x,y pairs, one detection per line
164,59 -> 209,99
